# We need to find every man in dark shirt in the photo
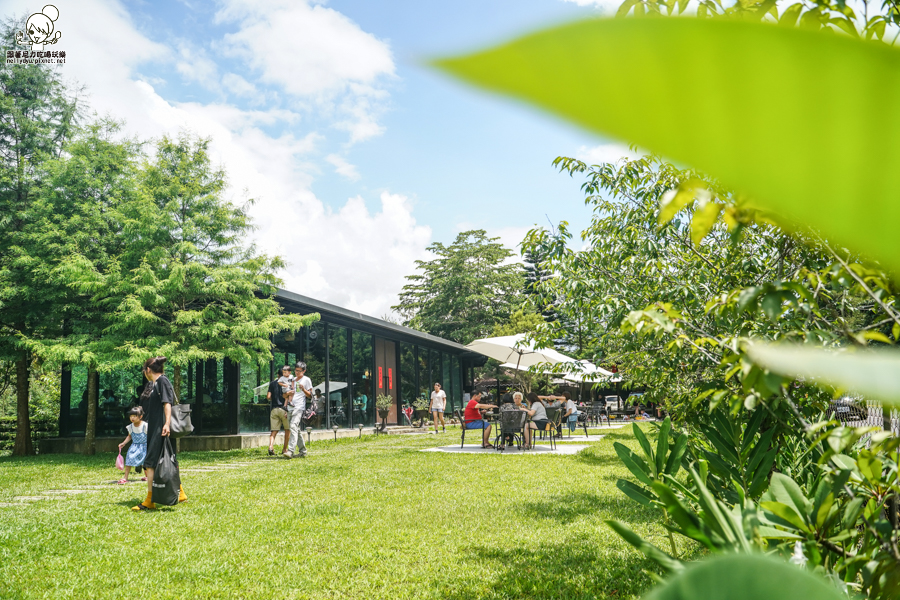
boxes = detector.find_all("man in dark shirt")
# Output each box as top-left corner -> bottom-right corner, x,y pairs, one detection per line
267,366 -> 291,456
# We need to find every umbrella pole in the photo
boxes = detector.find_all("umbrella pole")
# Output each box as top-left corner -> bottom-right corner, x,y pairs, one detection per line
514,352 -> 523,390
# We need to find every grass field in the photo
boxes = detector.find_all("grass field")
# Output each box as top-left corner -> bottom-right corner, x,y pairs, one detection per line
0,427 -> 675,599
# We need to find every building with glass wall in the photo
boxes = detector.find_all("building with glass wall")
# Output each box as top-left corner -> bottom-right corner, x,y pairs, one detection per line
55,289 -> 486,438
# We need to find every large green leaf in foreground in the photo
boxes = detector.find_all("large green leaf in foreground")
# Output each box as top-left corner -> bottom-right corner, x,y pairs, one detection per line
434,19 -> 900,271
644,554 -> 844,600
747,343 -> 900,405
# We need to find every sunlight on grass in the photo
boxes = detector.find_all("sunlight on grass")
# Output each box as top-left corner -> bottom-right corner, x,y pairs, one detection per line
0,427 -> 678,599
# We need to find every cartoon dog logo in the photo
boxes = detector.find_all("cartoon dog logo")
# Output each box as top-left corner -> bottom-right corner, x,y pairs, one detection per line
15,5 -> 62,52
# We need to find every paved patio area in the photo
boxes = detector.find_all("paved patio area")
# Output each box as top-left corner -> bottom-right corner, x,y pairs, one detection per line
421,442 -> 595,455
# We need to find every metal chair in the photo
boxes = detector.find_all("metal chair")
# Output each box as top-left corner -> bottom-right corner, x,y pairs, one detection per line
534,406 -> 561,450
495,409 -> 527,451
455,409 -> 489,449
591,401 -> 610,428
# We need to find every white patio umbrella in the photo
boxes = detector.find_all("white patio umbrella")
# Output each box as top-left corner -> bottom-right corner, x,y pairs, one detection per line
562,360 -> 615,384
466,334 -> 576,374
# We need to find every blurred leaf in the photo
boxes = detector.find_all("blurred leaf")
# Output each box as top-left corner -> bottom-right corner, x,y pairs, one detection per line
746,343 -> 900,405
643,554 -> 846,600
656,416 -> 671,475
616,479 -> 656,506
665,433 -> 689,476
434,19 -> 900,274
614,441 -> 654,485
767,473 -> 812,517
659,186 -> 696,224
691,202 -> 723,245
633,423 -> 657,475
756,525 -> 803,540
761,500 -> 810,532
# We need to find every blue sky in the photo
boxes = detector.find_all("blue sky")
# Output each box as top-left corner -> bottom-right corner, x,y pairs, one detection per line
4,0 -> 628,316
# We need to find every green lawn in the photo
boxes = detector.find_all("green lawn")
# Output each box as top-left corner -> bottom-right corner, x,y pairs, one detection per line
0,427 -> 673,599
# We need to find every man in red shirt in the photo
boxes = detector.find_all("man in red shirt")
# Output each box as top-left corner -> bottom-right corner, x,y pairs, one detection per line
463,391 -> 497,448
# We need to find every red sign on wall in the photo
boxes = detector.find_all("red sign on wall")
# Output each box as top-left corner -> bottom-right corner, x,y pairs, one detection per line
378,366 -> 383,389
388,368 -> 393,390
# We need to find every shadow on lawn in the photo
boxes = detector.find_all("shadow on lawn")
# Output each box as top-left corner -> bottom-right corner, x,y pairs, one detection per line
447,540 -> 655,600
517,491 -> 658,525
573,450 -> 621,468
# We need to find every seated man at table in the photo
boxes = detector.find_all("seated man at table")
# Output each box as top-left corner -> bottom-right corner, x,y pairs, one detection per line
463,391 -> 496,448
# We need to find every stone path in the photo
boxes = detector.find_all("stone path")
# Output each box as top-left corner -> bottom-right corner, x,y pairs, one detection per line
0,459 -> 267,509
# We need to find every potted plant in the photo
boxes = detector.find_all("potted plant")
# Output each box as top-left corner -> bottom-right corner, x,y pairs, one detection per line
413,395 -> 430,427
375,394 -> 392,419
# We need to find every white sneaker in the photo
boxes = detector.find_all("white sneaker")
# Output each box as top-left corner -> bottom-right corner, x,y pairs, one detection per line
282,452 -> 292,459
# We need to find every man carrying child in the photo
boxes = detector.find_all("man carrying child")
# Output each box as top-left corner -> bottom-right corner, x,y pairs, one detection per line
285,361 -> 313,459
267,365 -> 292,456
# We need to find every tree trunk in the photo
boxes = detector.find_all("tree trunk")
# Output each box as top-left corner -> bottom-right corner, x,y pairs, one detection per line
83,367 -> 97,455
173,364 -> 182,401
13,352 -> 34,456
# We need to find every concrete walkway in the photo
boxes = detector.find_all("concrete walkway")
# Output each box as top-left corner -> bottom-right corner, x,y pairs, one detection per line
422,443 -> 593,455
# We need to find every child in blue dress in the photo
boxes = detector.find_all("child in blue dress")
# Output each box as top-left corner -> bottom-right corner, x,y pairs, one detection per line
117,407 -> 148,484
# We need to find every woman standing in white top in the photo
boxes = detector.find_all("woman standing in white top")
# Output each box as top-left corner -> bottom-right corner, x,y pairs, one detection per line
430,382 -> 447,434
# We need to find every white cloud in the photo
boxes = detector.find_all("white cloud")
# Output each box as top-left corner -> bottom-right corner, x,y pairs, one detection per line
560,0 -> 623,12
325,153 -> 360,181
575,142 -> 641,165
272,192 -> 433,317
216,0 -> 395,96
216,0 -> 395,143
222,72 -> 257,97
3,0 -> 429,318
175,43 -> 220,90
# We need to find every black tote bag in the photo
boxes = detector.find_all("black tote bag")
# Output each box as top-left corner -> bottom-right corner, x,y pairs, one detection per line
151,437 -> 181,506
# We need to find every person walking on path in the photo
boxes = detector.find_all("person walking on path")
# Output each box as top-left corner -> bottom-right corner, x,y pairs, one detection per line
117,406 -> 147,484
430,382 -> 447,434
285,362 -> 313,459
267,366 -> 292,456
133,356 -> 187,511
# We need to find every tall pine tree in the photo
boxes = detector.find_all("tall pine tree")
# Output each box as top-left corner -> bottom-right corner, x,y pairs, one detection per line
0,19 -> 79,455
393,230 -> 523,344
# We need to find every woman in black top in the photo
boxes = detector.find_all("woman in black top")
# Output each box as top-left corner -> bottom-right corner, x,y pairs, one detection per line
133,356 -> 186,511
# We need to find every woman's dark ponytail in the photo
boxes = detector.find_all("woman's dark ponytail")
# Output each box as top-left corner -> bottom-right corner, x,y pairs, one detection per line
143,356 -> 167,374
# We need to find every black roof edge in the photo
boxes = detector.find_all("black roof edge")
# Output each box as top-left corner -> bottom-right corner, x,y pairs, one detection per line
270,287 -> 483,358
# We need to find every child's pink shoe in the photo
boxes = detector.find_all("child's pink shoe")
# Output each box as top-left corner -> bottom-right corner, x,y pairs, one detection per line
116,478 -> 128,485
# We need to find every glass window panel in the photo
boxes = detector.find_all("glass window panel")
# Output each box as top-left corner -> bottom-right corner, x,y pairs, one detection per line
442,353 -> 451,408
400,343 -> 416,425
351,331 -> 374,427
417,346 -> 430,414
430,349 -> 440,388
302,323 -> 327,429
239,361 -> 269,433
201,359 -> 228,434
416,346 -> 434,419
97,369 -> 143,437
450,355 -> 461,415
68,365 -> 88,436
184,363 -> 194,404
328,325 -> 349,428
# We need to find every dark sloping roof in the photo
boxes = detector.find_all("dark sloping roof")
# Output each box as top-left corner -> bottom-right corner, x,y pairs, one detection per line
274,288 -> 480,356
